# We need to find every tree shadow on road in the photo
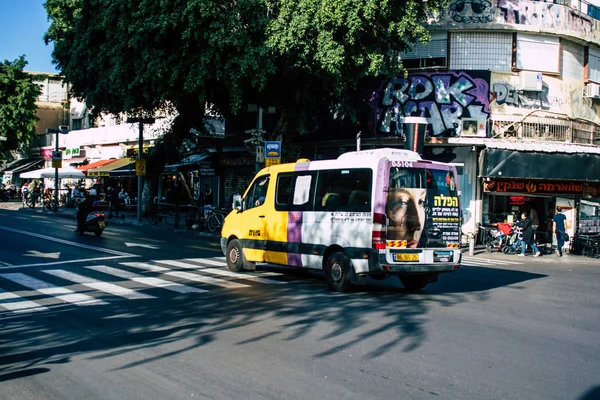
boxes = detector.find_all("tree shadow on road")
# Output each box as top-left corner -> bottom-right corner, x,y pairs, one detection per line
0,260 -> 546,379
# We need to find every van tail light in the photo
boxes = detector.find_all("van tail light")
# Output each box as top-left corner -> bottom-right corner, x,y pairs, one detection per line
372,213 -> 387,250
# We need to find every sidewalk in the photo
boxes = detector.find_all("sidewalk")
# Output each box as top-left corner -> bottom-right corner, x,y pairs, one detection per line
0,200 -> 219,238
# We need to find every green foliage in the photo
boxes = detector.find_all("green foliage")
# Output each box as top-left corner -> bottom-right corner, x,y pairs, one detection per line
44,0 -> 438,158
0,57 -> 41,159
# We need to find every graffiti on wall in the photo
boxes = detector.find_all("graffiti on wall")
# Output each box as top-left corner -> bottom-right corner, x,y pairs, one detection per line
370,71 -> 490,138
440,0 -> 600,42
490,82 -> 565,111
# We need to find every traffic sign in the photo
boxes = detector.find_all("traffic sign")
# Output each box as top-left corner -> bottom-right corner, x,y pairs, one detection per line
265,158 -> 281,167
265,141 -> 281,158
136,159 -> 147,176
51,159 -> 62,168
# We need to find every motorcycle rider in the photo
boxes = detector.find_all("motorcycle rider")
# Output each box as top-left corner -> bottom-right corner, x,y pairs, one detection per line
75,194 -> 94,234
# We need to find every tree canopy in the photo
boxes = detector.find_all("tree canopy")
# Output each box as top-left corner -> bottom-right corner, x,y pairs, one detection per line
44,0 -> 438,162
0,57 -> 42,160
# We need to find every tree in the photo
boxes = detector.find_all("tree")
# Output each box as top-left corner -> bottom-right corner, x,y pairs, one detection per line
0,57 -> 41,160
44,0 -> 438,163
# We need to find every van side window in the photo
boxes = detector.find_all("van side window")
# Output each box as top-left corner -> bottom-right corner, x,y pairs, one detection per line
275,173 -> 314,211
275,175 -> 293,210
315,169 -> 372,212
244,175 -> 270,210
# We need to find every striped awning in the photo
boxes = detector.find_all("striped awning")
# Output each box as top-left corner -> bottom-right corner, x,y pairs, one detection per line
87,158 -> 133,177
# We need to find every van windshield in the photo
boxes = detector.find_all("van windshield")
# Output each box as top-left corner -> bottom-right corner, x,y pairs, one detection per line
387,167 -> 459,248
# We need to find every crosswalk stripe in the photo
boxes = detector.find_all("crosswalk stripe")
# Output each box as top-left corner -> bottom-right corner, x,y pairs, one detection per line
164,271 -> 249,289
184,263 -> 286,285
119,261 -> 170,272
86,266 -> 207,294
0,289 -> 48,313
461,257 -> 521,265
43,270 -> 155,300
154,259 -> 203,269
185,258 -> 286,277
0,273 -> 107,306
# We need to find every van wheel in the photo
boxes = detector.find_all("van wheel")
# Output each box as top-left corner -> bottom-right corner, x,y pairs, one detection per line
399,275 -> 429,291
324,252 -> 353,292
226,239 -> 254,272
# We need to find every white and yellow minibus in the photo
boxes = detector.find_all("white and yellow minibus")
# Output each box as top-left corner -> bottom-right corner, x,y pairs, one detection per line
220,148 -> 462,291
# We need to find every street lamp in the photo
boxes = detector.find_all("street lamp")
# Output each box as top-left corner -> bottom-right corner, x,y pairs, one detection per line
46,125 -> 69,210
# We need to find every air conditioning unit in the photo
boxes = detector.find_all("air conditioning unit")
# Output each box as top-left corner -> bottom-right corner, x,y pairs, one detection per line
519,71 -> 543,91
583,82 -> 600,99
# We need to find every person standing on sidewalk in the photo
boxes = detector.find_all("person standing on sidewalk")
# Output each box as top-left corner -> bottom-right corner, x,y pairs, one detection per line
516,212 -> 541,257
106,186 -> 120,218
552,207 -> 567,257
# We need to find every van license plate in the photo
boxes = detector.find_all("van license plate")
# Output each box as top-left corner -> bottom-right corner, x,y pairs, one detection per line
98,221 -> 105,228
394,254 -> 418,262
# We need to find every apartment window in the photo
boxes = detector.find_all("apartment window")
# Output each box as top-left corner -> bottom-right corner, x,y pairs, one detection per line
516,33 -> 560,73
400,32 -> 447,69
450,32 -> 512,71
589,47 -> 600,83
71,118 -> 82,131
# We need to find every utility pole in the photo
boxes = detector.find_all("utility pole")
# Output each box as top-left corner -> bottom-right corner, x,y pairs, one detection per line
126,117 -> 155,221
46,126 -> 69,210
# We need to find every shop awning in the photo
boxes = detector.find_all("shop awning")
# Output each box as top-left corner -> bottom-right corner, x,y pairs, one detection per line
87,158 -> 133,177
482,140 -> 600,182
4,159 -> 44,175
78,159 -> 118,175
109,161 -> 137,177
164,153 -> 212,172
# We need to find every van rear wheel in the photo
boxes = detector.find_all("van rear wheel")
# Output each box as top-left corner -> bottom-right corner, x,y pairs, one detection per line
226,239 -> 254,272
399,275 -> 429,291
324,252 -> 353,292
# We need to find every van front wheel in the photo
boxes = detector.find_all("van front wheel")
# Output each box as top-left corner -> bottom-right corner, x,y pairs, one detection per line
226,239 -> 254,272
324,252 -> 353,292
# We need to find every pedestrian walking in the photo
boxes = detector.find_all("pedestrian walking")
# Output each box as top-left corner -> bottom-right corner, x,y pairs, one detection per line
552,207 -> 567,257
529,204 -> 539,239
106,186 -> 120,218
512,212 -> 541,257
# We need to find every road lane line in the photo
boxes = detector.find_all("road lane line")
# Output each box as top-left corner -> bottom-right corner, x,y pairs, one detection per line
43,270 -> 155,300
0,289 -> 48,313
0,225 -> 136,256
187,245 -> 222,252
0,273 -> 107,306
86,265 -> 207,294
0,255 -> 136,270
164,271 -> 249,289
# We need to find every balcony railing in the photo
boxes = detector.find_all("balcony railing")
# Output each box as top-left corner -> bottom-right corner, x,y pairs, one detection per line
492,115 -> 600,145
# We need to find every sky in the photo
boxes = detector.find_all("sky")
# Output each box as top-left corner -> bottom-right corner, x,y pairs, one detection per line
0,0 -> 57,73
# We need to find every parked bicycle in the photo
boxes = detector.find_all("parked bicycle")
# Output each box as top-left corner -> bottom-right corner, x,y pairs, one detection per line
205,207 -> 230,233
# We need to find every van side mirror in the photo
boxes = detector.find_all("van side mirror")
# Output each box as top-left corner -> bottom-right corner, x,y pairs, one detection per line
232,194 -> 242,211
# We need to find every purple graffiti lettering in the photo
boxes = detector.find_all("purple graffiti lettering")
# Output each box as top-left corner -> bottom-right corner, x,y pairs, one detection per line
408,76 -> 434,100
370,71 -> 490,138
433,75 -> 475,106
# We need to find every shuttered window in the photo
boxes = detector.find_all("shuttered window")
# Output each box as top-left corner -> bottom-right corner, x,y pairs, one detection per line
589,47 -> 600,83
400,32 -> 447,69
516,34 -> 560,73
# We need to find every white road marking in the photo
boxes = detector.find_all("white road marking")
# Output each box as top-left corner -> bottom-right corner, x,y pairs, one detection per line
184,259 -> 286,284
0,273 -> 107,306
0,225 -> 135,256
0,255 -> 136,270
0,289 -> 48,313
86,265 -> 206,293
120,261 -> 170,272
43,270 -> 155,300
164,271 -> 249,289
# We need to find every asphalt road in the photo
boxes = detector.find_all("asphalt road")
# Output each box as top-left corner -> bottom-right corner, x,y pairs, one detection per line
0,205 -> 599,400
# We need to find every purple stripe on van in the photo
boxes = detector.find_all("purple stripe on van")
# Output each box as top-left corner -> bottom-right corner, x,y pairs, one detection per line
287,211 -> 303,266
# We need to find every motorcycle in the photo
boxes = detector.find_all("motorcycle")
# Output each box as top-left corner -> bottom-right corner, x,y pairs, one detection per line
78,211 -> 107,236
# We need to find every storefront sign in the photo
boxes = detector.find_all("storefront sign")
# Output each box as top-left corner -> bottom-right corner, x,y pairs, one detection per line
484,178 -> 600,196
509,196 -> 525,205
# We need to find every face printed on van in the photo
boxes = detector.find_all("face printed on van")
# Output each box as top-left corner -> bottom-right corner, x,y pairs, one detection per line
386,188 -> 427,247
